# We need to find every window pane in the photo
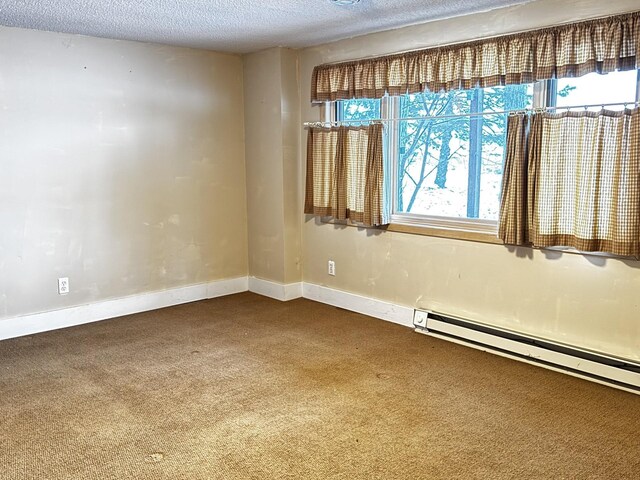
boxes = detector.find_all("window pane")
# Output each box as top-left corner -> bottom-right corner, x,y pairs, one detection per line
396,90 -> 468,217
338,98 -> 381,123
396,84 -> 533,220
556,71 -> 638,111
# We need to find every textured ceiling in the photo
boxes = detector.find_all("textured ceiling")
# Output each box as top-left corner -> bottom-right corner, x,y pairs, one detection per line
0,0 -> 532,54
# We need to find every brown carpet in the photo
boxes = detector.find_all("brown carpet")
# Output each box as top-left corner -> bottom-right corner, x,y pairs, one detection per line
1,292 -> 639,479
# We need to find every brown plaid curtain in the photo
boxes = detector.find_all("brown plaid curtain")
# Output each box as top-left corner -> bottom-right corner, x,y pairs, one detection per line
498,113 -> 531,245
305,123 -> 388,227
311,11 -> 640,102
499,109 -> 640,257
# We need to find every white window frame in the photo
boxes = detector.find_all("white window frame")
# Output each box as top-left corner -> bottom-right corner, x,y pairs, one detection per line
329,72 -> 640,238
388,81 -> 549,235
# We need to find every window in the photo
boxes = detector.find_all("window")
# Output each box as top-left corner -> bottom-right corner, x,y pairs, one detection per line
336,70 -> 640,235
394,84 -> 533,222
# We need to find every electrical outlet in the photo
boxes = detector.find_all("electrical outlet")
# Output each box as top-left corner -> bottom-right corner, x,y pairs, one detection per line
58,277 -> 70,295
328,260 -> 336,276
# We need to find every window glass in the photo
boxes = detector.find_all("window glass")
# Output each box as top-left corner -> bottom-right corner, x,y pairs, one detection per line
338,98 -> 381,123
556,71 -> 638,111
396,84 -> 533,220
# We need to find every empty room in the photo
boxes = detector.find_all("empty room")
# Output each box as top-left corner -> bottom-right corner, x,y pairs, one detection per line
2,0 -> 640,478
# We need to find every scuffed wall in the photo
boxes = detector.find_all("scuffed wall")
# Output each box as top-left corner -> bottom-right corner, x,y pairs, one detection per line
0,27 -> 248,319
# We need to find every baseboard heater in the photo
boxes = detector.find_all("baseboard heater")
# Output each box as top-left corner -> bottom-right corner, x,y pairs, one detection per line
413,310 -> 640,394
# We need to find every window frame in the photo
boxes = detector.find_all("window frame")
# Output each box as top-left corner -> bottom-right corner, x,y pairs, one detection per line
328,72 -> 640,240
388,81 -> 547,233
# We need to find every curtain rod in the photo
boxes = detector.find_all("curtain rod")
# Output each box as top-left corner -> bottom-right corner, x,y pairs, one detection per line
303,101 -> 640,127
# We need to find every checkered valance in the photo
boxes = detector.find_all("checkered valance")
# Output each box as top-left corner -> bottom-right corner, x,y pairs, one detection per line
311,11 -> 640,102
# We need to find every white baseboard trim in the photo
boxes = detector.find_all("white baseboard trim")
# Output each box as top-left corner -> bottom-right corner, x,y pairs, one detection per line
248,277 -> 303,301
0,276 -> 249,342
302,283 -> 414,328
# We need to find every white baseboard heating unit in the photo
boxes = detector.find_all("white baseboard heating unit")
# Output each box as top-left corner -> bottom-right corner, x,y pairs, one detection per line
413,310 -> 640,394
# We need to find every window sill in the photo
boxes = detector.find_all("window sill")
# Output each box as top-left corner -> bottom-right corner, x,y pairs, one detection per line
317,216 -> 503,244
387,222 -> 503,245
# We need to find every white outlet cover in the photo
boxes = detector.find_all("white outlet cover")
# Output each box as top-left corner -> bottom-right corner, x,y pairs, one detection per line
413,310 -> 430,328
58,277 -> 70,295
328,260 -> 336,276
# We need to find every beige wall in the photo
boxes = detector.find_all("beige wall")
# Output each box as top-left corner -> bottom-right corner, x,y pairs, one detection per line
0,27 -> 248,319
244,48 -> 301,284
299,0 -> 640,361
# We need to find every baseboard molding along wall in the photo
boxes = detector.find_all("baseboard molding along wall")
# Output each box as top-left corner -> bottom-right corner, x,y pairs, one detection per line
0,278 -> 410,342
302,282 -> 414,328
0,276 -> 248,342
248,276 -> 303,301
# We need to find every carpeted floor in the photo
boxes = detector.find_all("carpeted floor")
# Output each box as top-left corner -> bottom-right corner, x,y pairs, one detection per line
1,292 -> 639,479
